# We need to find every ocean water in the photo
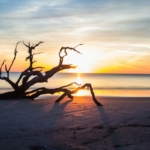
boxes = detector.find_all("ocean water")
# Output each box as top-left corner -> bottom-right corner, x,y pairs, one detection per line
0,73 -> 150,97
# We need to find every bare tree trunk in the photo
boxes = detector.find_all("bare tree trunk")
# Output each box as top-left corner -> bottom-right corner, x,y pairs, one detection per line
0,91 -> 26,99
0,42 -> 103,106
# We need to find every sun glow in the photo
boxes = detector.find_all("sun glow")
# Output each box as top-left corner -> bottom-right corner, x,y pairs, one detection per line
76,73 -> 82,84
75,89 -> 88,96
62,50 -> 94,73
74,73 -> 88,96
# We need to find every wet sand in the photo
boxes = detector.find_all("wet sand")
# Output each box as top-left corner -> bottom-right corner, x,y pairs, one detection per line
0,96 -> 150,150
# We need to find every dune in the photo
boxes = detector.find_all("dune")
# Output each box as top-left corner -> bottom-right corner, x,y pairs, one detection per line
0,96 -> 150,150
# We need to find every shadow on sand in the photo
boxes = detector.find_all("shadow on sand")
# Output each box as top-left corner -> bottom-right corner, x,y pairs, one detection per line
97,105 -> 125,150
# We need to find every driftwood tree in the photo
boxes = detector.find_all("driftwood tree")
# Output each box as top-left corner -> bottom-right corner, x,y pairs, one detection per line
0,41 -> 102,106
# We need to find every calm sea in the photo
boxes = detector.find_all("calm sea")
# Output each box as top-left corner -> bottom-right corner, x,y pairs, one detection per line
0,73 -> 150,97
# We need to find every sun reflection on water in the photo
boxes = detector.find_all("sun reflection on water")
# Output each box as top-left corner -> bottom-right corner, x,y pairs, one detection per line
74,73 -> 88,96
76,73 -> 82,84
74,73 -> 150,97
74,89 -> 89,96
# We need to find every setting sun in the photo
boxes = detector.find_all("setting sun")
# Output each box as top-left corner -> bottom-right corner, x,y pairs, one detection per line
62,49 -> 93,73
0,1 -> 150,149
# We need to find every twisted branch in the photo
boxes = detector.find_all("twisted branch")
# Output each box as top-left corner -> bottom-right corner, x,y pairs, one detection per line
23,44 -> 83,91
59,82 -> 81,89
16,41 -> 44,86
23,41 -> 43,71
0,60 -> 6,78
0,42 -> 102,106
25,82 -> 102,106
58,44 -> 83,66
0,42 -> 20,90
8,42 -> 21,72
3,42 -> 21,79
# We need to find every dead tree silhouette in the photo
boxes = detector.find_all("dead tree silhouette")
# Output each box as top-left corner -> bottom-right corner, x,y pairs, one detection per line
0,41 -> 102,106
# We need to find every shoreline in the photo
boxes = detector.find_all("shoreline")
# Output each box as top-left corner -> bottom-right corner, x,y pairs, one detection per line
0,96 -> 150,150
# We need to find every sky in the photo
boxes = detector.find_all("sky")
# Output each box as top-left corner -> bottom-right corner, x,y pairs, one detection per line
0,0 -> 150,74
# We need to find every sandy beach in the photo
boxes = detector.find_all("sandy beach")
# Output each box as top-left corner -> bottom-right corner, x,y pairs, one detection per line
0,96 -> 150,150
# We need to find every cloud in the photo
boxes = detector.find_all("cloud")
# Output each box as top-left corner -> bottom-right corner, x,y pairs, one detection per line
0,0 -> 150,73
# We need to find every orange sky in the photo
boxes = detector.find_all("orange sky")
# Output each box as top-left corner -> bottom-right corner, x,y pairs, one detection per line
1,41 -> 150,74
0,0 -> 150,74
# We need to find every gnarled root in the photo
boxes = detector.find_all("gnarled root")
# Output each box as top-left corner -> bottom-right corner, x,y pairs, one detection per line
25,82 -> 102,106
55,83 -> 102,106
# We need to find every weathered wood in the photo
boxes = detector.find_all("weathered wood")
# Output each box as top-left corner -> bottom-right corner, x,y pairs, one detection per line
0,42 -> 102,106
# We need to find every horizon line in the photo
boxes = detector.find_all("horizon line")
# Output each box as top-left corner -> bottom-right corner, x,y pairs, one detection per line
1,72 -> 150,75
